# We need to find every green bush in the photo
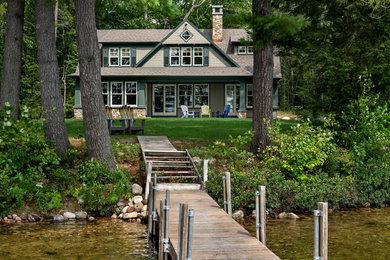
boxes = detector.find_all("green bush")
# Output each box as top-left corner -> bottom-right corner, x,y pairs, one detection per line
112,141 -> 141,163
76,160 -> 131,216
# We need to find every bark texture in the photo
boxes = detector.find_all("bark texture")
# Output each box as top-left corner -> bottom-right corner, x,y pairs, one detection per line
250,0 -> 274,154
35,0 -> 70,153
0,0 -> 25,116
75,0 -> 115,166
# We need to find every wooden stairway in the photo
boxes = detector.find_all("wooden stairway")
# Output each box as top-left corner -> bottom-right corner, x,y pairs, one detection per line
142,150 -> 202,190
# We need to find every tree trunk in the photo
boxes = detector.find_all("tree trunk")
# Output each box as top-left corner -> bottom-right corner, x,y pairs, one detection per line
250,0 -> 274,154
75,0 -> 115,167
35,0 -> 70,153
0,0 -> 25,116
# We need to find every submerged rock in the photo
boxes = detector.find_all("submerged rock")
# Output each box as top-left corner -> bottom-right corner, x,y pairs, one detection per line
287,213 -> 299,219
88,216 -> 95,221
75,211 -> 88,219
131,184 -> 143,195
123,212 -> 137,220
278,212 -> 288,219
53,214 -> 65,223
28,214 -> 40,222
111,214 -> 118,219
63,212 -> 76,221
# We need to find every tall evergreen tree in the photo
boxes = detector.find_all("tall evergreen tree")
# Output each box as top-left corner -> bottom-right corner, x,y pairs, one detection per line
0,0 -> 25,116
35,0 -> 70,153
75,0 -> 115,166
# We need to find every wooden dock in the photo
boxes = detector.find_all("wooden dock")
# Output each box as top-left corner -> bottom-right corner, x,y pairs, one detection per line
138,136 -> 280,259
155,189 -> 279,259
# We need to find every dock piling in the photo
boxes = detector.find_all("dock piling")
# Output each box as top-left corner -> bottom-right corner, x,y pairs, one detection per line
255,186 -> 266,245
222,176 -> 227,212
147,181 -> 153,240
145,162 -> 152,200
225,172 -> 232,217
163,191 -> 170,260
314,202 -> 328,260
152,174 -> 157,237
186,209 -> 195,260
203,160 -> 208,189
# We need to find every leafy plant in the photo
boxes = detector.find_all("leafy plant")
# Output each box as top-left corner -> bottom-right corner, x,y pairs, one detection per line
112,141 -> 140,163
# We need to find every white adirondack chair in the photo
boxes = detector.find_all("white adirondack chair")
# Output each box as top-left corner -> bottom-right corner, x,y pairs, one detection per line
181,105 -> 195,118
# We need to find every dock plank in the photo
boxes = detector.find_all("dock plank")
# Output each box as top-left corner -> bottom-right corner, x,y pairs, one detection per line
156,190 -> 280,260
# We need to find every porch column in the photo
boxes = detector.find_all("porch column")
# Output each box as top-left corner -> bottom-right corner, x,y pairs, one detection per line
138,80 -> 145,107
239,80 -> 247,118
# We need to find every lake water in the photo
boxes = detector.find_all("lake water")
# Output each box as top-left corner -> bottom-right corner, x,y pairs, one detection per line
0,208 -> 389,259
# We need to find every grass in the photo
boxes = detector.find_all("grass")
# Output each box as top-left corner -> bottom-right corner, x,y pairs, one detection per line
65,118 -> 300,140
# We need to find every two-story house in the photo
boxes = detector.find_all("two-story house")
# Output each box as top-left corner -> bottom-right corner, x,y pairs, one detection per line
71,5 -> 281,118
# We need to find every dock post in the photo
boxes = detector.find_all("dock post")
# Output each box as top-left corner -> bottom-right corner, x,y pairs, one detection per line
145,162 -> 152,200
152,174 -> 157,237
163,191 -> 170,260
314,202 -> 328,260
255,190 -> 260,240
159,200 -> 165,260
203,160 -> 209,189
186,209 -> 195,260
147,181 -> 153,240
225,172 -> 232,217
259,185 -> 266,245
222,176 -> 227,212
178,203 -> 189,260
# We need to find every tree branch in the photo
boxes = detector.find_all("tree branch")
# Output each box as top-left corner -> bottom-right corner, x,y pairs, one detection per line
184,0 -> 207,19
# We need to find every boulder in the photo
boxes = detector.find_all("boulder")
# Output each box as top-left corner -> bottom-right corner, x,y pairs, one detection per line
140,211 -> 148,219
126,206 -> 135,213
12,214 -> 18,220
278,212 -> 288,219
123,212 -> 138,220
287,213 -> 299,219
14,216 -> 22,222
88,216 -> 95,221
131,184 -> 143,195
134,202 -> 143,212
132,195 -> 143,204
116,201 -> 125,208
122,206 -> 129,214
20,213 -> 27,220
75,211 -> 88,219
111,214 -> 118,219
27,214 -> 40,222
142,205 -> 148,212
192,157 -> 201,164
53,214 -> 65,223
232,210 -> 244,221
118,213 -> 123,219
63,212 -> 76,221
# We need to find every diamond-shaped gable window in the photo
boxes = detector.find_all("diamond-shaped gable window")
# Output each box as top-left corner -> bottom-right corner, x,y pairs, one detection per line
180,29 -> 193,42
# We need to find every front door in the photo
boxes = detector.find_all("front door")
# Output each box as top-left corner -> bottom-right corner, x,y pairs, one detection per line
225,84 -> 240,115
153,84 -> 176,116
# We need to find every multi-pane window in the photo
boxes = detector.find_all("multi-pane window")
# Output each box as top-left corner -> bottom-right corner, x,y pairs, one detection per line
237,46 -> 253,55
247,84 -> 253,108
193,47 -> 203,66
111,82 -> 123,106
182,47 -> 192,66
194,84 -> 209,107
170,47 -> 180,66
178,84 -> 193,107
102,82 -> 109,106
247,46 -> 254,54
125,82 -> 137,106
121,48 -> 131,66
109,48 -> 119,66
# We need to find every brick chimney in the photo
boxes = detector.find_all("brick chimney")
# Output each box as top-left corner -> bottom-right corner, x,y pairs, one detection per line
212,5 -> 223,42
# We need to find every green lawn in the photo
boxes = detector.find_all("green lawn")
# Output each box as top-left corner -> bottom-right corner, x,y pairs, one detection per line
66,118 -> 299,140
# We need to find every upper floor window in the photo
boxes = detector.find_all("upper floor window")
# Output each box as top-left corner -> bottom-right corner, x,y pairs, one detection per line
121,48 -> 131,66
182,47 -> 192,66
170,47 -> 180,66
237,46 -> 253,55
193,47 -> 203,66
109,48 -> 119,66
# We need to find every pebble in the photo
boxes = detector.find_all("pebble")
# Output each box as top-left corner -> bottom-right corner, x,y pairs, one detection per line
53,214 -> 65,223
132,195 -> 143,204
136,218 -> 141,223
63,212 -> 76,220
131,183 -> 143,195
75,211 -> 88,219
27,214 -> 40,222
88,216 -> 95,221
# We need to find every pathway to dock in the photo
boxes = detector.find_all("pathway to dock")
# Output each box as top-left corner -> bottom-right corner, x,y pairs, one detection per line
137,136 -> 280,259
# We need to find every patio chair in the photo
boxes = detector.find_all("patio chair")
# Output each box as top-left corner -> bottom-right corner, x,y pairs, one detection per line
200,105 -> 210,118
105,106 -> 126,135
180,105 -> 195,118
216,104 -> 231,118
127,113 -> 145,135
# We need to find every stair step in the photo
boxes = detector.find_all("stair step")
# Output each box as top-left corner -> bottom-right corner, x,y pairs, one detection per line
152,171 -> 193,174
153,165 -> 193,169
145,157 -> 189,161
156,183 -> 201,190
145,151 -> 186,156
148,160 -> 191,164
156,175 -> 198,179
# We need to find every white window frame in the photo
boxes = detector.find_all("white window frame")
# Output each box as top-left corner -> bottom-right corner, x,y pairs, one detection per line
109,48 -> 119,66
238,46 -> 247,54
246,84 -> 253,108
181,47 -> 192,66
193,47 -> 203,66
121,48 -> 131,66
125,81 -> 137,107
247,46 -> 254,54
170,47 -> 180,66
178,84 -> 193,107
111,82 -> 123,107
194,84 -> 209,108
102,82 -> 109,106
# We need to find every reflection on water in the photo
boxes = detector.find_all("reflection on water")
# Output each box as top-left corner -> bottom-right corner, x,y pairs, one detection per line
0,219 -> 153,259
244,208 -> 390,260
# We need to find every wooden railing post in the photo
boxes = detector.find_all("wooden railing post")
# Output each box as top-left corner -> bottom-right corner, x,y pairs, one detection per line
145,162 -> 152,199
203,160 -> 208,190
225,172 -> 232,217
259,185 -> 266,245
318,202 -> 328,260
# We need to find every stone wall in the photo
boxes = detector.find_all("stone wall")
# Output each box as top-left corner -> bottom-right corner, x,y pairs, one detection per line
74,107 -> 147,119
237,110 -> 247,118
74,108 -> 83,119
212,14 -> 223,42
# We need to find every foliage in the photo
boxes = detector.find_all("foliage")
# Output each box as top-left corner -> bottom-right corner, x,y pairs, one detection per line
261,119 -> 336,180
76,160 -> 132,216
112,141 -> 141,163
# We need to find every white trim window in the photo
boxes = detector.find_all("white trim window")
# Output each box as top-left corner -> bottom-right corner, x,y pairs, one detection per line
193,47 -> 203,66
170,47 -> 180,66
121,48 -> 131,66
125,82 -> 137,106
109,48 -> 119,66
247,84 -> 253,108
178,84 -> 193,107
194,84 -> 209,107
102,82 -> 109,106
247,46 -> 254,54
181,47 -> 192,66
238,46 -> 246,54
111,82 -> 123,107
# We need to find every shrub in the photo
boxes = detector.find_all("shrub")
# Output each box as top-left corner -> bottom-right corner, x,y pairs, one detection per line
112,141 -> 141,163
